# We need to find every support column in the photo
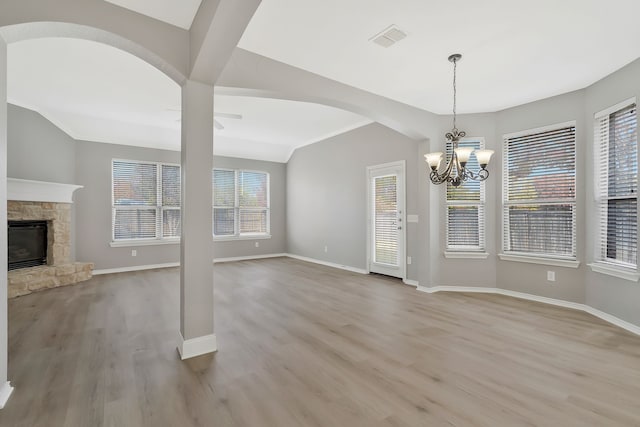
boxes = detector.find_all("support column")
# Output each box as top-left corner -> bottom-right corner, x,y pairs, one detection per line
177,80 -> 216,360
0,36 -> 13,408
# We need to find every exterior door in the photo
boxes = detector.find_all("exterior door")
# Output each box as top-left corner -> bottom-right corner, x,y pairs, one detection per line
367,161 -> 406,279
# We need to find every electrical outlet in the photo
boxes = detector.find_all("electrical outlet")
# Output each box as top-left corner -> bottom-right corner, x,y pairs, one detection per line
324,246 -> 328,253
255,241 -> 259,248
547,271 -> 555,282
131,249 -> 137,257
407,256 -> 412,265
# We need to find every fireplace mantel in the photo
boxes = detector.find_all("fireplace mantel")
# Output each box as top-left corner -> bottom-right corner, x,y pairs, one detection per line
7,178 -> 83,203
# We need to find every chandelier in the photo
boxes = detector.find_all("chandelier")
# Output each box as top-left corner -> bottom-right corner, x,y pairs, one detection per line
424,54 -> 494,187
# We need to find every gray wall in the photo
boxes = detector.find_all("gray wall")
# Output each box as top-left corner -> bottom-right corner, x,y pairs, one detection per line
8,105 -> 76,184
495,90 -> 587,303
75,141 -> 287,270
584,58 -> 640,325
7,106 -> 287,270
286,122 -> 420,281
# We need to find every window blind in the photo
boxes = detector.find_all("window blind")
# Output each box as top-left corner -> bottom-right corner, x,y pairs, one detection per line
213,169 -> 236,236
113,161 -> 158,240
595,102 -> 637,267
212,169 -> 270,237
446,139 -> 485,250
503,125 -> 576,258
239,171 -> 269,234
373,175 -> 398,265
112,160 -> 180,241
162,164 -> 181,238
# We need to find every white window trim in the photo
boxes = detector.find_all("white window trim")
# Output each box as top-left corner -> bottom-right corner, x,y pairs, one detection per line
446,137 -> 486,252
213,168 -> 271,240
499,253 -> 580,268
444,251 -> 490,259
110,238 -> 180,248
501,121 -> 578,262
588,262 -> 640,282
593,98 -> 637,271
112,159 -> 181,244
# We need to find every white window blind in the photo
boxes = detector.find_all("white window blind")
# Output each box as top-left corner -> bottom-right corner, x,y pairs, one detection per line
446,139 -> 485,250
503,124 -> 576,258
212,169 -> 236,236
594,101 -> 637,268
112,160 -> 180,241
374,175 -> 398,265
213,169 -> 270,238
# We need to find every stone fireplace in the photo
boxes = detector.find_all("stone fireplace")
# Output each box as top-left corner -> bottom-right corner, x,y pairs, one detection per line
7,179 -> 93,298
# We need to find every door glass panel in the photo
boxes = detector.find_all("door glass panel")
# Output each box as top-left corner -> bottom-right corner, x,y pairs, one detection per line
374,175 -> 398,266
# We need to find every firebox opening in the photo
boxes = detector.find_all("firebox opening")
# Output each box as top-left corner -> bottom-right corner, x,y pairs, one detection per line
8,220 -> 48,271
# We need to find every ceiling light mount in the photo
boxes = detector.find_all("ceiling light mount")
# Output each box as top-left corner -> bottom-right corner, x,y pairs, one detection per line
425,53 -> 494,187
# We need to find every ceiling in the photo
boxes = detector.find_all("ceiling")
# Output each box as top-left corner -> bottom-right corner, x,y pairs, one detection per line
7,38 -> 370,163
7,1 -> 640,163
239,0 -> 640,114
103,0 -> 203,30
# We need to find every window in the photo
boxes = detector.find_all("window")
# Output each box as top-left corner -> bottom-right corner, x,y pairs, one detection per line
503,123 -> 576,259
594,100 -> 637,269
446,138 -> 485,251
212,169 -> 270,238
112,160 -> 180,242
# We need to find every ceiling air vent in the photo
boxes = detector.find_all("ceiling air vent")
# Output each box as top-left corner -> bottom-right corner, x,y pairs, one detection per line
370,25 -> 407,48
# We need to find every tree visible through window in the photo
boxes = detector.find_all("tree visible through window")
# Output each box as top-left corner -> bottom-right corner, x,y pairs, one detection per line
213,169 -> 270,238
595,101 -> 637,268
112,160 -> 180,241
503,124 -> 576,258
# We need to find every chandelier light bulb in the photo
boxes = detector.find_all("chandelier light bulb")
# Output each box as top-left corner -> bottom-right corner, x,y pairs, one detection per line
454,147 -> 474,165
475,149 -> 494,168
424,152 -> 443,170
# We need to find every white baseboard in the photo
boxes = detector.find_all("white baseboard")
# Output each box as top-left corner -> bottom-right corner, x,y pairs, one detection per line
417,285 -> 640,336
214,253 -> 287,263
177,332 -> 217,360
0,381 -> 13,409
93,254 -> 288,275
285,253 -> 368,275
93,262 -> 180,275
403,279 -> 419,287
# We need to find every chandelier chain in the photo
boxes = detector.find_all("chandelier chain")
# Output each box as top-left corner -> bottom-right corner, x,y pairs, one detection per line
452,57 -> 457,131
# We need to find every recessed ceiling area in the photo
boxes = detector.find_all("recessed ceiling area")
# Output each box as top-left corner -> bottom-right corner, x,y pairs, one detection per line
7,38 -> 371,163
103,0 -> 203,30
239,0 -> 640,114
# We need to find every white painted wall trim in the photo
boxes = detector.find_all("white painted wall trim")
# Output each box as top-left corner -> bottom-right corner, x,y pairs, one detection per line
588,262 -> 640,282
444,251 -> 490,259
93,254 -> 289,275
498,253 -> 580,268
403,279 -> 419,287
7,178 -> 82,203
214,253 -> 287,263
93,262 -> 180,275
285,253 -> 368,275
0,381 -> 13,409
417,285 -> 640,336
177,332 -> 217,360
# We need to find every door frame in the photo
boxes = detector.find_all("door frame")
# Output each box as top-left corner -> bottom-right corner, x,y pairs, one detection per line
366,160 -> 407,280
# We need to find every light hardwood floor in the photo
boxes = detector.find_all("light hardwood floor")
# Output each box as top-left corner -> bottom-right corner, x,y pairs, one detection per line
1,257 -> 640,426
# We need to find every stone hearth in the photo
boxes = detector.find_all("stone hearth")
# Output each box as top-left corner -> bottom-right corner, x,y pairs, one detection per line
7,180 -> 93,299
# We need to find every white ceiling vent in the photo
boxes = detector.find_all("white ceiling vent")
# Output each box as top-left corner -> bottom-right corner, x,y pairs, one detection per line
370,25 -> 407,48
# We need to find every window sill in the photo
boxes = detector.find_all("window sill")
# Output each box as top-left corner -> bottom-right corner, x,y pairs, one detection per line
498,253 -> 580,268
588,262 -> 640,282
444,251 -> 490,259
110,239 -> 179,248
214,235 -> 272,242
